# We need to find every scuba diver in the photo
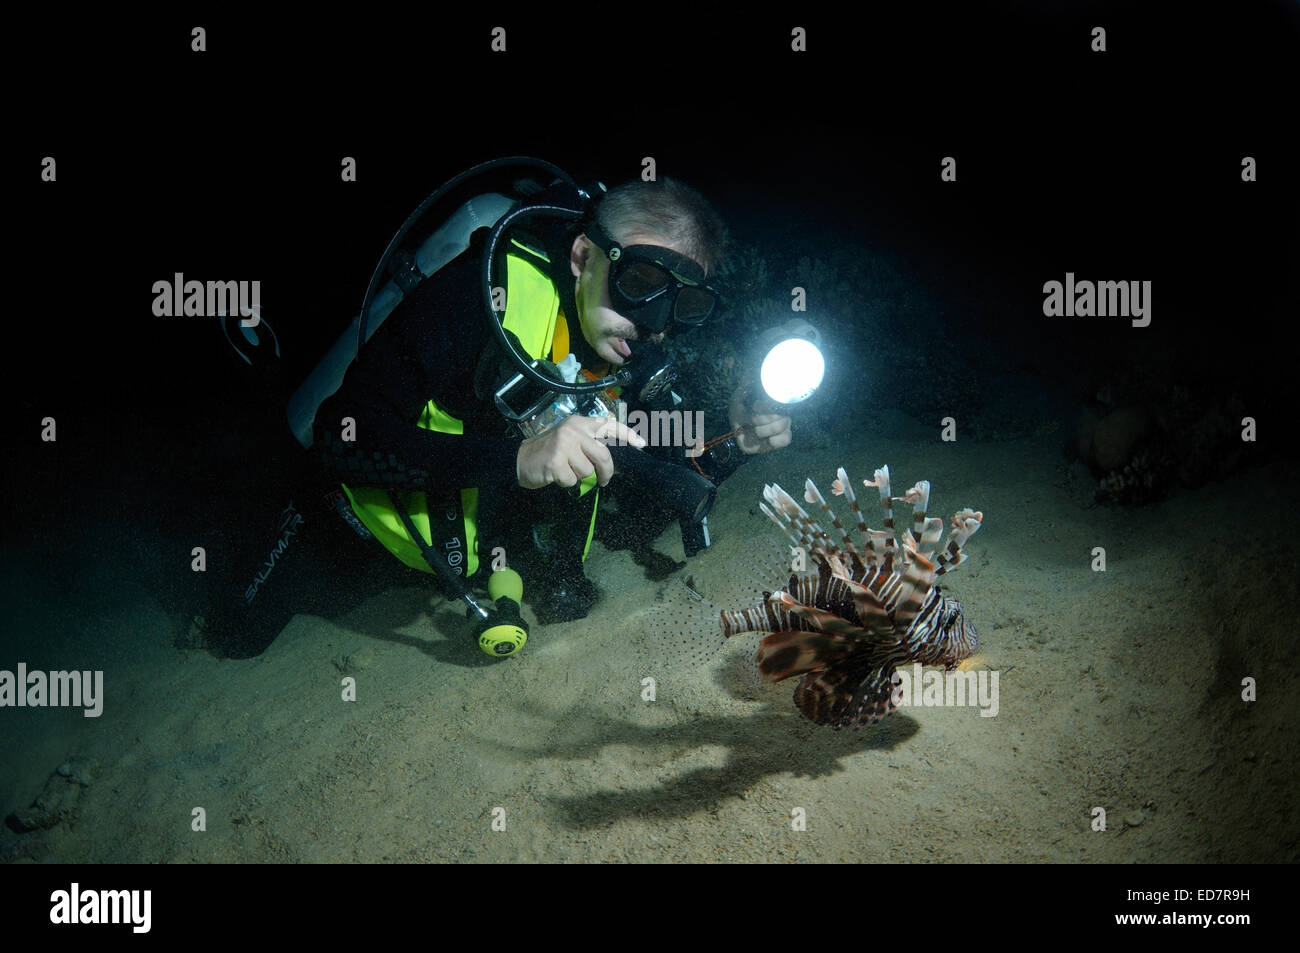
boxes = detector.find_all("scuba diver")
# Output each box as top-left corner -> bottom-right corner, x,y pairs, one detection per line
189,158 -> 791,660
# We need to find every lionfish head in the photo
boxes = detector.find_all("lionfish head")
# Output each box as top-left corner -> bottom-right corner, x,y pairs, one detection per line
941,599 -> 979,664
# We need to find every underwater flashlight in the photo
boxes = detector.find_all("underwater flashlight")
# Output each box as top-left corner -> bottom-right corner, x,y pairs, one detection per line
760,338 -> 825,404
756,321 -> 826,405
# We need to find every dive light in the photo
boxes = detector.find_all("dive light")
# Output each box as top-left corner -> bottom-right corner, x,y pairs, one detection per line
755,320 -> 826,406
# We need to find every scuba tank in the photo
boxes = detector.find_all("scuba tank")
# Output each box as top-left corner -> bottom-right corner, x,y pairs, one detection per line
285,191 -> 516,449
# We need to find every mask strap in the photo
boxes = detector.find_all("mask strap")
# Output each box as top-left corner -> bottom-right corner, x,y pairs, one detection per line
584,219 -> 623,262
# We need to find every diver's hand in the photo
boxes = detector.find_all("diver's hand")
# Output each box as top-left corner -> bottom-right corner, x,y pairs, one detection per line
729,387 -> 792,455
516,415 -> 647,489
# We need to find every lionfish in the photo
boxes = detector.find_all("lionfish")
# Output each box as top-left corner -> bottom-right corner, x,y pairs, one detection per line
721,465 -> 984,729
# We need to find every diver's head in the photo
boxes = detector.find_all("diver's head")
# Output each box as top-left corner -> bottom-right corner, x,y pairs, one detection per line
569,177 -> 729,366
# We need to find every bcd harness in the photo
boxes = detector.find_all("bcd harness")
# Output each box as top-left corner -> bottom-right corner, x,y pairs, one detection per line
339,241 -> 602,583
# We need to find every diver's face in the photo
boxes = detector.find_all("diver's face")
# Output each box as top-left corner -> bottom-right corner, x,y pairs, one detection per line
570,231 -> 692,366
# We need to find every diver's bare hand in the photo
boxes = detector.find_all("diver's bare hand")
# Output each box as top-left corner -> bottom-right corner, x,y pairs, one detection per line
730,386 -> 792,455
516,415 -> 647,489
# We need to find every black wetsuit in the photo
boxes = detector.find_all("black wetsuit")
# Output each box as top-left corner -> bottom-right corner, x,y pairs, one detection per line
314,230 -> 529,494
312,223 -> 609,577
202,218 -> 747,657
202,224 -> 598,657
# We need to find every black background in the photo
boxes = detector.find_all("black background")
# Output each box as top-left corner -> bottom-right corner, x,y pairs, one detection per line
2,0 -> 1298,902
10,4 -> 1297,423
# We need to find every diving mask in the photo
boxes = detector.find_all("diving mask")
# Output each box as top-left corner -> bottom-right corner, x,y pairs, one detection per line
584,219 -> 721,334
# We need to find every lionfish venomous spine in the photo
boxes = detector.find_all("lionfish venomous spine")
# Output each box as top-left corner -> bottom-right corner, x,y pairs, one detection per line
721,465 -> 984,729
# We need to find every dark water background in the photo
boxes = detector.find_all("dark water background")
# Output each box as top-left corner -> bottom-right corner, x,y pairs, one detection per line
3,5 -> 1297,866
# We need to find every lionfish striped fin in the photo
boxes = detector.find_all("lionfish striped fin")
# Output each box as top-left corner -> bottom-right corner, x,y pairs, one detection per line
769,589 -> 867,638
900,516 -> 944,565
887,484 -> 944,569
932,509 -> 984,576
720,603 -> 781,638
896,480 -> 931,548
720,580 -> 856,641
758,500 -> 803,553
841,577 -> 896,638
804,478 -> 859,559
762,484 -> 833,563
832,467 -> 874,557
755,630 -> 853,683
791,514 -> 839,566
791,663 -> 857,725
842,665 -> 905,728
793,658 -> 902,728
890,550 -> 937,634
862,529 -> 892,569
918,516 -> 945,554
823,550 -> 852,580
863,466 -> 899,572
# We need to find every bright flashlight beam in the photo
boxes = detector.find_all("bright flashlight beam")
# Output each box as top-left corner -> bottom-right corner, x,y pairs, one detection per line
760,338 -> 825,404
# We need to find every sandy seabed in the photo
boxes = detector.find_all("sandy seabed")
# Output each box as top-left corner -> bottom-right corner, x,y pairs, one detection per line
2,411 -> 1295,864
